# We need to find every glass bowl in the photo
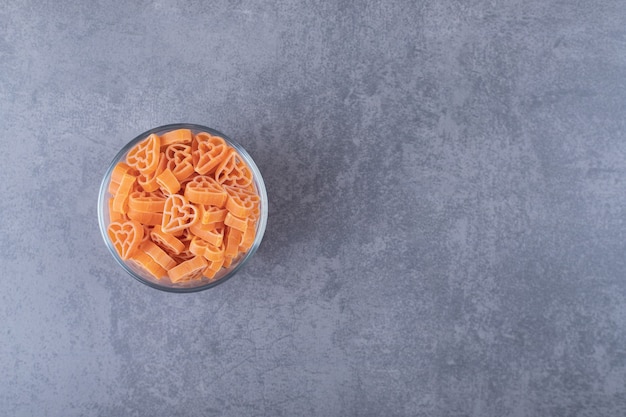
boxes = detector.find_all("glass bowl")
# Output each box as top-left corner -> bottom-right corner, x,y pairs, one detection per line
97,123 -> 268,292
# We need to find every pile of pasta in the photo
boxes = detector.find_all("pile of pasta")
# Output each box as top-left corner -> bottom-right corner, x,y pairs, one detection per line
106,129 -> 260,283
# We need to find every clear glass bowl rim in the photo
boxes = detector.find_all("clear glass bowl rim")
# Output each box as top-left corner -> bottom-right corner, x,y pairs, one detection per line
97,123 -> 268,293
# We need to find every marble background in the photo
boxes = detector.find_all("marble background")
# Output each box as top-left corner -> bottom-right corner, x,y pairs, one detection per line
1,0 -> 626,415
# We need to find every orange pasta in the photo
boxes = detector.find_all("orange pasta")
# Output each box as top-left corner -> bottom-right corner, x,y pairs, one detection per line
162,194 -> 198,234
128,190 -> 166,213
168,255 -> 207,283
112,173 -> 136,214
205,256 -> 224,272
107,220 -> 144,260
224,227 -> 243,258
127,134 -> 160,175
156,168 -> 181,195
184,175 -> 228,207
224,212 -> 248,233
204,241 -> 225,262
109,198 -> 126,222
192,133 -> 228,174
137,152 -> 167,192
109,162 -> 133,194
239,219 -> 256,252
200,205 -> 228,224
189,222 -> 224,247
215,148 -> 253,188
140,240 -> 176,270
127,208 -> 163,226
150,225 -> 185,255
130,250 -> 167,279
189,236 -> 211,258
141,225 -> 153,244
165,144 -> 195,181
106,129 -> 261,283
160,128 -> 192,147
224,185 -> 259,218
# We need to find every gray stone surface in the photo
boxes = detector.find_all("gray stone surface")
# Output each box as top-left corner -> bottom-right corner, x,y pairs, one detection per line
1,0 -> 626,415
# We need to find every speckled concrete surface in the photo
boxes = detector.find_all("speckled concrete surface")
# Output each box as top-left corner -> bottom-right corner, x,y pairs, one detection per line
1,0 -> 626,416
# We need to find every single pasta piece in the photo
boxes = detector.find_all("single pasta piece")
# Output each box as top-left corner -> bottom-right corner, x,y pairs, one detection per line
214,148 -> 253,188
150,225 -> 185,255
224,212 -> 248,233
162,194 -> 198,234
192,133 -> 228,174
107,220 -> 143,260
168,255 -> 207,283
165,144 -> 195,181
140,240 -> 176,270
130,250 -> 167,279
184,175 -> 228,207
201,205 -> 228,224
224,185 -> 259,218
239,219 -> 256,252
127,208 -> 163,226
126,133 -> 161,175
137,152 -> 167,192
128,190 -> 166,213
204,241 -> 225,262
112,173 -> 136,214
160,128 -> 192,147
190,222 -> 224,247
224,228 -> 243,258
156,168 -> 181,195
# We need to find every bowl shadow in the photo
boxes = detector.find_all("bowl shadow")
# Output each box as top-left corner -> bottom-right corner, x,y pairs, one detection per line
239,128 -> 332,261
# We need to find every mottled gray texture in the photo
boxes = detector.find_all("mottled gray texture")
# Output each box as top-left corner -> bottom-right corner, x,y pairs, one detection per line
1,0 -> 625,415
